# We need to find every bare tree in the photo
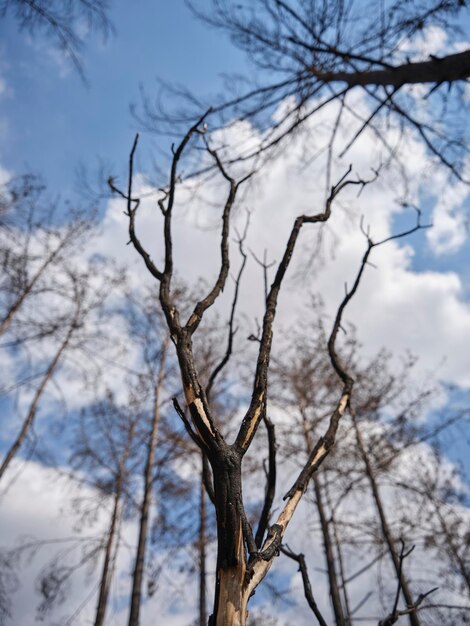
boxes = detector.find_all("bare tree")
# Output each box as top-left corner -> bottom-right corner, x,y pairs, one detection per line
68,390 -> 145,626
109,109 -> 428,624
0,260 -> 114,482
127,315 -> 171,625
266,299 -> 470,625
396,448 -> 470,598
351,411 -> 421,626
0,175 -> 92,339
28,389 -> 143,625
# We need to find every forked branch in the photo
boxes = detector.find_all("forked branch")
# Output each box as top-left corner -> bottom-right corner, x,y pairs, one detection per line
378,541 -> 438,626
246,207 -> 429,595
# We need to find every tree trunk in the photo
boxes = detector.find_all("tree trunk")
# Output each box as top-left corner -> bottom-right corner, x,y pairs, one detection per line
128,336 -> 169,626
302,411 -> 346,625
313,49 -> 470,88
210,452 -> 249,626
353,419 -> 420,626
212,525 -> 247,626
329,507 -> 352,625
322,475 -> 353,622
0,326 -> 73,481
199,461 -> 208,626
313,475 -> 347,626
94,482 -> 122,626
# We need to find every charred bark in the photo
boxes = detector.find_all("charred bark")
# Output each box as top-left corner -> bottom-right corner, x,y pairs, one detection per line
313,49 -> 470,88
199,462 -> 208,626
209,448 -> 250,626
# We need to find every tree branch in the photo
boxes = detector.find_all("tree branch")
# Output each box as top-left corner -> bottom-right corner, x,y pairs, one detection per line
312,49 -> 470,87
280,545 -> 328,626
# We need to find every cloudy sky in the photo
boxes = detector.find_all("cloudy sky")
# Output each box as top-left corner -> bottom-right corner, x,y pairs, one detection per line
1,2 -> 470,625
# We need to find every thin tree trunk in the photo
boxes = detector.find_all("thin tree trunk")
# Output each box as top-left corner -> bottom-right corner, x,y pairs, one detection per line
0,324 -> 74,481
94,479 -> 122,626
94,383 -> 137,626
128,336 -> 169,626
324,479 -> 352,625
353,418 -> 420,626
302,411 -> 346,625
313,475 -> 347,626
199,461 -> 207,626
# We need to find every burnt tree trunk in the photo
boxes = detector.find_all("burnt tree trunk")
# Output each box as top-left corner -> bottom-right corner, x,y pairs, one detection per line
209,449 -> 249,626
199,461 -> 208,626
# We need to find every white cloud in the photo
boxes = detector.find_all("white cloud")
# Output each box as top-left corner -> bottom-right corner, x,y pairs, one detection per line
0,166 -> 10,185
397,25 -> 448,60
92,92 -> 470,394
2,79 -> 470,625
425,169 -> 470,254
0,461 -> 104,624
2,430 -> 468,626
0,460 -> 201,625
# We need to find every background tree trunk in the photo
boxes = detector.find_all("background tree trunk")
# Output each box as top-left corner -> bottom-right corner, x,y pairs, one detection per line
199,462 -> 208,626
353,418 -> 420,626
94,478 -> 122,626
0,324 -> 74,481
128,335 -> 169,626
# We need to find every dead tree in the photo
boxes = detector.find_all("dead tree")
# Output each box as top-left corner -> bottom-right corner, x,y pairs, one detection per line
266,301 -> 470,624
23,390 -> 144,623
199,459 -> 209,626
396,448 -> 470,599
0,175 -> 90,339
128,330 -> 171,626
69,391 -> 143,626
351,412 -> 421,626
110,109 -> 428,625
0,263 -> 112,482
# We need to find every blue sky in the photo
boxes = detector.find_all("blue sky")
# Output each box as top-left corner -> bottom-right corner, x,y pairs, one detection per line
0,0 -> 469,516
0,1 -> 246,196
1,3 -> 470,624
